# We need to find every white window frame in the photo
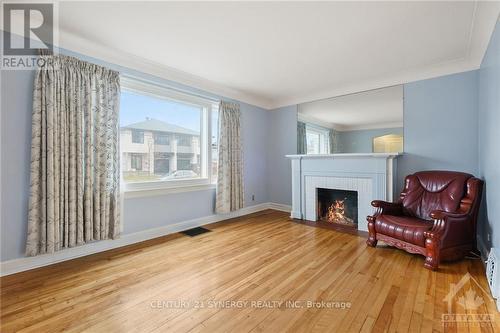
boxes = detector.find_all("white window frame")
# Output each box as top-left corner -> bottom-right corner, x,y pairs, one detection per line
306,124 -> 330,154
120,76 -> 218,196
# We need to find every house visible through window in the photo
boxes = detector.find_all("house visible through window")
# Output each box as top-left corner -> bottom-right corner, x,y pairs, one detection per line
120,77 -> 218,189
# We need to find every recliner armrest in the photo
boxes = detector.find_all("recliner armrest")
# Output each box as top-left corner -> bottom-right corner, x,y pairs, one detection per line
425,210 -> 473,247
371,200 -> 403,216
429,210 -> 469,220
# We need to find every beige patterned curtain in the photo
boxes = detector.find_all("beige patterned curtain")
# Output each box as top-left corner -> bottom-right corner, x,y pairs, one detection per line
329,128 -> 339,153
216,101 -> 244,213
26,54 -> 121,256
297,121 -> 307,154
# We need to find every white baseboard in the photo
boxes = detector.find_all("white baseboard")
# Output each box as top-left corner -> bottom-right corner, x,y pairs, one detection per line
0,202 -> 290,277
267,202 -> 292,213
476,236 -> 500,312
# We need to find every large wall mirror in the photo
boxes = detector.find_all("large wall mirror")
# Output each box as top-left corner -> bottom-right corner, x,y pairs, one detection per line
297,85 -> 404,154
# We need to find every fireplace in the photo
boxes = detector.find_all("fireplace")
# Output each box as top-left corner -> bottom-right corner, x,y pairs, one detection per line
317,188 -> 358,228
287,153 -> 400,232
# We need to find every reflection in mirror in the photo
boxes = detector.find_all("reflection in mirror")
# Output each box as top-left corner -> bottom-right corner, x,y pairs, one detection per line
297,85 -> 403,154
373,134 -> 403,153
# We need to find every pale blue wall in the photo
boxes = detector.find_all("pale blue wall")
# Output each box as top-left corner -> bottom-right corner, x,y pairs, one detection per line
0,49 -> 270,261
478,21 -> 500,252
338,127 -> 403,153
267,106 -> 297,205
1,69 -> 35,262
397,70 -> 479,193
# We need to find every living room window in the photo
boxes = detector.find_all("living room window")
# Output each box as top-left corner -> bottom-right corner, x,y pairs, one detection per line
120,77 -> 218,193
306,125 -> 329,154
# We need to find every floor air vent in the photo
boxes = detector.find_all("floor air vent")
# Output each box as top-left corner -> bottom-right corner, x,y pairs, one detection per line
181,227 -> 211,237
486,248 -> 499,300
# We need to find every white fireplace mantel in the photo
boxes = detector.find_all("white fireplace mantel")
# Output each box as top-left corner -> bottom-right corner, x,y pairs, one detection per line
286,153 -> 400,159
286,153 -> 401,232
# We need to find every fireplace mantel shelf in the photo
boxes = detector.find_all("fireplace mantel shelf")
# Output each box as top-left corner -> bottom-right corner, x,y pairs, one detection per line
286,153 -> 402,159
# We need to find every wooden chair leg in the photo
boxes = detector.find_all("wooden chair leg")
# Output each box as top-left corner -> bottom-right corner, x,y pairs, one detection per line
366,216 -> 378,247
424,236 -> 440,270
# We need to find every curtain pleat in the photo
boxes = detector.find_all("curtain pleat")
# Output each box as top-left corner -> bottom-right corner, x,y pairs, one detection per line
26,53 -> 120,256
297,121 -> 307,154
329,128 -> 339,153
215,101 -> 244,214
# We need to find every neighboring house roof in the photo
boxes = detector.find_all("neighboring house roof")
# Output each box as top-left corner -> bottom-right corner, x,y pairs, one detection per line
122,118 -> 199,136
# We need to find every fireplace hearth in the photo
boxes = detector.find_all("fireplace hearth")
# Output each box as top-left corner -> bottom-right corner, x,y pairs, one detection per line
317,188 -> 358,229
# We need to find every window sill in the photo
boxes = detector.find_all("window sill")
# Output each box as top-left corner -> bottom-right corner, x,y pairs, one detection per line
123,183 -> 216,199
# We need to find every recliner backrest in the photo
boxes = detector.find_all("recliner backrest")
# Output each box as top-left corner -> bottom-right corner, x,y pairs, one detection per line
400,171 -> 472,220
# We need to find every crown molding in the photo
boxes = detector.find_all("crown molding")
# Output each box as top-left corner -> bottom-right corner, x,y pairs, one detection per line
297,113 -> 335,130
56,29 -> 275,110
470,1 -> 500,67
297,112 -> 402,131
335,122 -> 404,132
269,0 -> 500,110
63,27 -> 475,111
49,0 -> 500,111
269,56 -> 478,110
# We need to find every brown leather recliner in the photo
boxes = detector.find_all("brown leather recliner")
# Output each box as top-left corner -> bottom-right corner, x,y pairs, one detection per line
366,171 -> 483,270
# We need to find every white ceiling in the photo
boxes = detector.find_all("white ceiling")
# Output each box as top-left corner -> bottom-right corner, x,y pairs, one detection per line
53,1 -> 500,109
298,85 -> 403,131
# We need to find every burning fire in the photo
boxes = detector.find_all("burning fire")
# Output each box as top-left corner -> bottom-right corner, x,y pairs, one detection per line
326,199 -> 354,225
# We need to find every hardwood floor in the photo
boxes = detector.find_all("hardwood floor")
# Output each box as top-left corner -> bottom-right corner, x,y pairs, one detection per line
1,210 -> 498,332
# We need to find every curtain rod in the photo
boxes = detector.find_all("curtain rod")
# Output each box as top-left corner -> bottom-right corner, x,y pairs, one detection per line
120,73 -> 220,104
